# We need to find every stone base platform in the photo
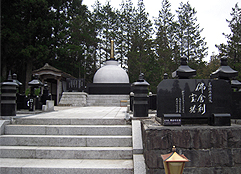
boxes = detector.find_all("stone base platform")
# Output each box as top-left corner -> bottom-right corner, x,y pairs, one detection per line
141,118 -> 241,174
58,92 -> 88,106
87,95 -> 129,106
59,92 -> 129,107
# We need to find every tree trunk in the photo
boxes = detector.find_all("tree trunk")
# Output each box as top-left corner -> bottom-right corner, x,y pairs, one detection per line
1,61 -> 7,81
25,58 -> 33,91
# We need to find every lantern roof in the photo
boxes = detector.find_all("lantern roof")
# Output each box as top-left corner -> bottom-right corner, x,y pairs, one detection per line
132,73 -> 150,86
172,57 -> 196,79
211,56 -> 238,79
28,75 -> 44,87
161,152 -> 190,162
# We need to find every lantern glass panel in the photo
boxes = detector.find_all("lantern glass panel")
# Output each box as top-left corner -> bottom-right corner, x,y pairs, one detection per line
168,162 -> 185,174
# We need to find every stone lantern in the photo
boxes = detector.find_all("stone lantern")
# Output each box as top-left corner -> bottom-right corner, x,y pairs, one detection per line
12,73 -> 22,87
1,72 -> 18,117
210,56 -> 240,121
172,57 -> 196,79
28,75 -> 43,111
132,73 -> 150,117
211,56 -> 238,81
41,82 -> 51,105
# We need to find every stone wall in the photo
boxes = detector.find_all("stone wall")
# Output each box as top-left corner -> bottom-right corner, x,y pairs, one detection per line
141,118 -> 241,174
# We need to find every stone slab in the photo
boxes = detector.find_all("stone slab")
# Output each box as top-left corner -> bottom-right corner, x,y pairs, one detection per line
59,92 -> 88,106
133,154 -> 146,174
0,146 -> 133,159
0,158 -> 133,174
87,95 -> 129,106
5,125 -> 132,135
0,135 -> 132,147
15,107 -> 127,120
132,120 -> 143,154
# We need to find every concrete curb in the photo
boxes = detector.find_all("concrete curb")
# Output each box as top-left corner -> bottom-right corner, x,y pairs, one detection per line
0,120 -> 10,135
132,120 -> 146,174
133,154 -> 146,174
132,120 -> 143,154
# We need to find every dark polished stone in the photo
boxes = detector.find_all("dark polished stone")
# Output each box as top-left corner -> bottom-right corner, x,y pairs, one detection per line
66,78 -> 85,92
172,57 -> 196,79
87,83 -> 131,94
157,79 -> 232,124
132,73 -> 150,117
211,57 -> 238,79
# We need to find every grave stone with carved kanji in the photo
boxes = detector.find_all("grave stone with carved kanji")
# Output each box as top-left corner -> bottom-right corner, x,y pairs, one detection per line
157,57 -> 232,125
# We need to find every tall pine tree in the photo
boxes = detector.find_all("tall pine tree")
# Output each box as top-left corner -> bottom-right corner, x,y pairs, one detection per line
116,0 -> 135,70
216,3 -> 241,80
155,0 -> 177,79
176,2 -> 208,64
128,0 -> 154,83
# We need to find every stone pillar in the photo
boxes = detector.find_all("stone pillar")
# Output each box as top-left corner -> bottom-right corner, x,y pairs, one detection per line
56,78 -> 60,105
1,73 -> 18,118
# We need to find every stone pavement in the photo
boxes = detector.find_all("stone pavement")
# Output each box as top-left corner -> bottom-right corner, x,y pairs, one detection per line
16,106 -> 127,119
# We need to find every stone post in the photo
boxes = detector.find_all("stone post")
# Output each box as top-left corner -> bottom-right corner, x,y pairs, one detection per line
132,73 -> 150,117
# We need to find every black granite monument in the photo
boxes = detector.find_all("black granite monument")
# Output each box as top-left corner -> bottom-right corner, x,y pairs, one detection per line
157,57 -> 234,125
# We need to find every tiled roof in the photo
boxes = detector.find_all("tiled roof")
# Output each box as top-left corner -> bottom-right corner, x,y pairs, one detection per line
33,63 -> 76,79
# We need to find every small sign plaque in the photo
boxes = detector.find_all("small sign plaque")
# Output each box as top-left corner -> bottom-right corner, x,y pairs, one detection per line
163,114 -> 181,126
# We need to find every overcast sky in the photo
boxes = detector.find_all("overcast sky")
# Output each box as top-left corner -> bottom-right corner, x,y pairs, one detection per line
83,0 -> 239,62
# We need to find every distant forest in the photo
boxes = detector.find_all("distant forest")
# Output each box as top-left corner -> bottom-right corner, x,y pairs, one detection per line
1,0 -> 241,92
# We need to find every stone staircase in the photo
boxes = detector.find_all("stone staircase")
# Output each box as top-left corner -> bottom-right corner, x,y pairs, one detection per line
0,118 -> 134,174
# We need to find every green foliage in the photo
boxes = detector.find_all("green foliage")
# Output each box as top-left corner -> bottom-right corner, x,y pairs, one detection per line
176,2 -> 208,63
216,3 -> 241,81
25,88 -> 30,96
34,88 -> 41,96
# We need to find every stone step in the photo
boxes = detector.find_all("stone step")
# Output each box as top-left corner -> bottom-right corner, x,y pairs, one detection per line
5,125 -> 132,135
0,146 -> 133,159
15,118 -> 128,125
0,135 -> 132,147
0,158 -> 133,174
